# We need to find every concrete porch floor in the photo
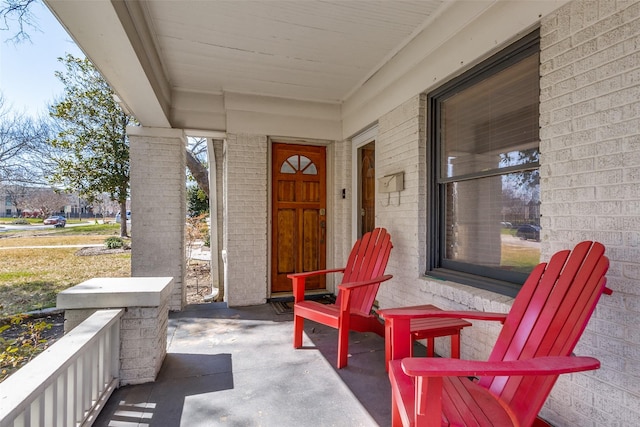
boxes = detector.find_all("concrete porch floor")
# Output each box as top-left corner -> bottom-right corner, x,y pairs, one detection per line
94,302 -> 391,426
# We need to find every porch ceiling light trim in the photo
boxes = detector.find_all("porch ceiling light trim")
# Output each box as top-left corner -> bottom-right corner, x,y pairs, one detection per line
184,129 -> 227,139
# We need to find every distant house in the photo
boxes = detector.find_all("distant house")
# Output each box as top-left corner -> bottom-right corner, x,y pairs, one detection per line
0,186 -> 77,218
2,192 -> 16,217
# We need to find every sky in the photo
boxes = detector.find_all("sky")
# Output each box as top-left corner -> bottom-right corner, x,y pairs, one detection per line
0,1 -> 83,118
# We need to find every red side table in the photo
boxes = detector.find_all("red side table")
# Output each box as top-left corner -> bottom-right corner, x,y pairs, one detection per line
379,304 -> 472,370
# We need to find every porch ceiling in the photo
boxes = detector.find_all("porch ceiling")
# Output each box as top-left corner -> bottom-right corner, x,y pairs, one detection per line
148,1 -> 443,104
45,0 -> 447,136
44,1 -> 566,140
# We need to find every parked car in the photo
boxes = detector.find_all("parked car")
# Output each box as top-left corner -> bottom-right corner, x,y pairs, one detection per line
115,211 -> 131,223
515,224 -> 540,241
43,215 -> 66,228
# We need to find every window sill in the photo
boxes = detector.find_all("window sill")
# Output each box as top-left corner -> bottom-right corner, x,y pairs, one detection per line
426,268 -> 520,298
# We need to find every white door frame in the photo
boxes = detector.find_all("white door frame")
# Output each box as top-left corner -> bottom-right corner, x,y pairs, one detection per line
351,124 -> 378,242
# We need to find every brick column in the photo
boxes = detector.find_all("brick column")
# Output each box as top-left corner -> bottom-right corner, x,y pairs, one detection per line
128,127 -> 186,311
223,133 -> 268,306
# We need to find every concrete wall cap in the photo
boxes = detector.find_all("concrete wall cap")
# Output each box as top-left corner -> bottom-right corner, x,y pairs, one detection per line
57,277 -> 173,309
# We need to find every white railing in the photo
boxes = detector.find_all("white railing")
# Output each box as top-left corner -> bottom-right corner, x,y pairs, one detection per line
0,309 -> 124,427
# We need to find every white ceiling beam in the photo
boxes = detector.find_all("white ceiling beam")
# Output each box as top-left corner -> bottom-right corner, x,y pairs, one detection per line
45,0 -> 171,128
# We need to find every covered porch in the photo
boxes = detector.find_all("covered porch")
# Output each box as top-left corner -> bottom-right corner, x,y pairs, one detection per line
35,0 -> 640,425
94,302 -> 391,426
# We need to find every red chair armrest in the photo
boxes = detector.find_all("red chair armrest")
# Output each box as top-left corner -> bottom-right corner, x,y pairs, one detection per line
378,308 -> 508,323
401,356 -> 600,377
338,274 -> 393,291
289,268 -> 346,302
287,268 -> 346,280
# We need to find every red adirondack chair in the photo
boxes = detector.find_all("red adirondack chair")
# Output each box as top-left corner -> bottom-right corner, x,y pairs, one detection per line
379,241 -> 611,427
288,227 -> 393,368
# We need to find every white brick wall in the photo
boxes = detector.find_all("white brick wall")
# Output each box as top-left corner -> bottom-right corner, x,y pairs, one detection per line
375,94 -> 429,309
369,1 -> 640,425
130,130 -> 186,311
119,301 -> 168,385
223,133 -> 268,306
539,1 -> 640,425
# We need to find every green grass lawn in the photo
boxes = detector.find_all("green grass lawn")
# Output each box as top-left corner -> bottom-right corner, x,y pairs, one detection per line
0,224 -> 130,317
58,223 -> 121,234
501,244 -> 540,273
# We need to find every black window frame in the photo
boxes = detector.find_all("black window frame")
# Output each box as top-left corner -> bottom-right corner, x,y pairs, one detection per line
426,30 -> 541,298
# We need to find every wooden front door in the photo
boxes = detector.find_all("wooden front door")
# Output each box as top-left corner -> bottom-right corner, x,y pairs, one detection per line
271,143 -> 326,293
360,142 -> 375,237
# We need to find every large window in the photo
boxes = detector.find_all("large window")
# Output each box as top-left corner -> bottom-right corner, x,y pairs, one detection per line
428,31 -> 540,296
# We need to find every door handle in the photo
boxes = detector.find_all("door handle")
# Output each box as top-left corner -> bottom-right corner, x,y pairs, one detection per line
320,220 -> 325,244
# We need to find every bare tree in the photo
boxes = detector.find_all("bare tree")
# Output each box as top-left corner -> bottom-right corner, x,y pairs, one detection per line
23,187 -> 69,218
89,193 -> 120,220
0,95 -> 44,185
186,137 -> 209,195
0,0 -> 37,43
25,114 -> 63,184
3,183 -> 28,215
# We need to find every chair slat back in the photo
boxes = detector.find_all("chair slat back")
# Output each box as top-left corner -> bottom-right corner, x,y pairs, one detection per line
478,241 -> 609,427
336,228 -> 393,315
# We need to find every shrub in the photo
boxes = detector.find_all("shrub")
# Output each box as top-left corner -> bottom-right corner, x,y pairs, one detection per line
186,214 -> 210,255
104,236 -> 124,249
187,186 -> 209,217
12,219 -> 29,225
0,315 -> 52,383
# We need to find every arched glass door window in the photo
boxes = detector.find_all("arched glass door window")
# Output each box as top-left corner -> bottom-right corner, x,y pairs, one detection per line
280,155 -> 318,175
